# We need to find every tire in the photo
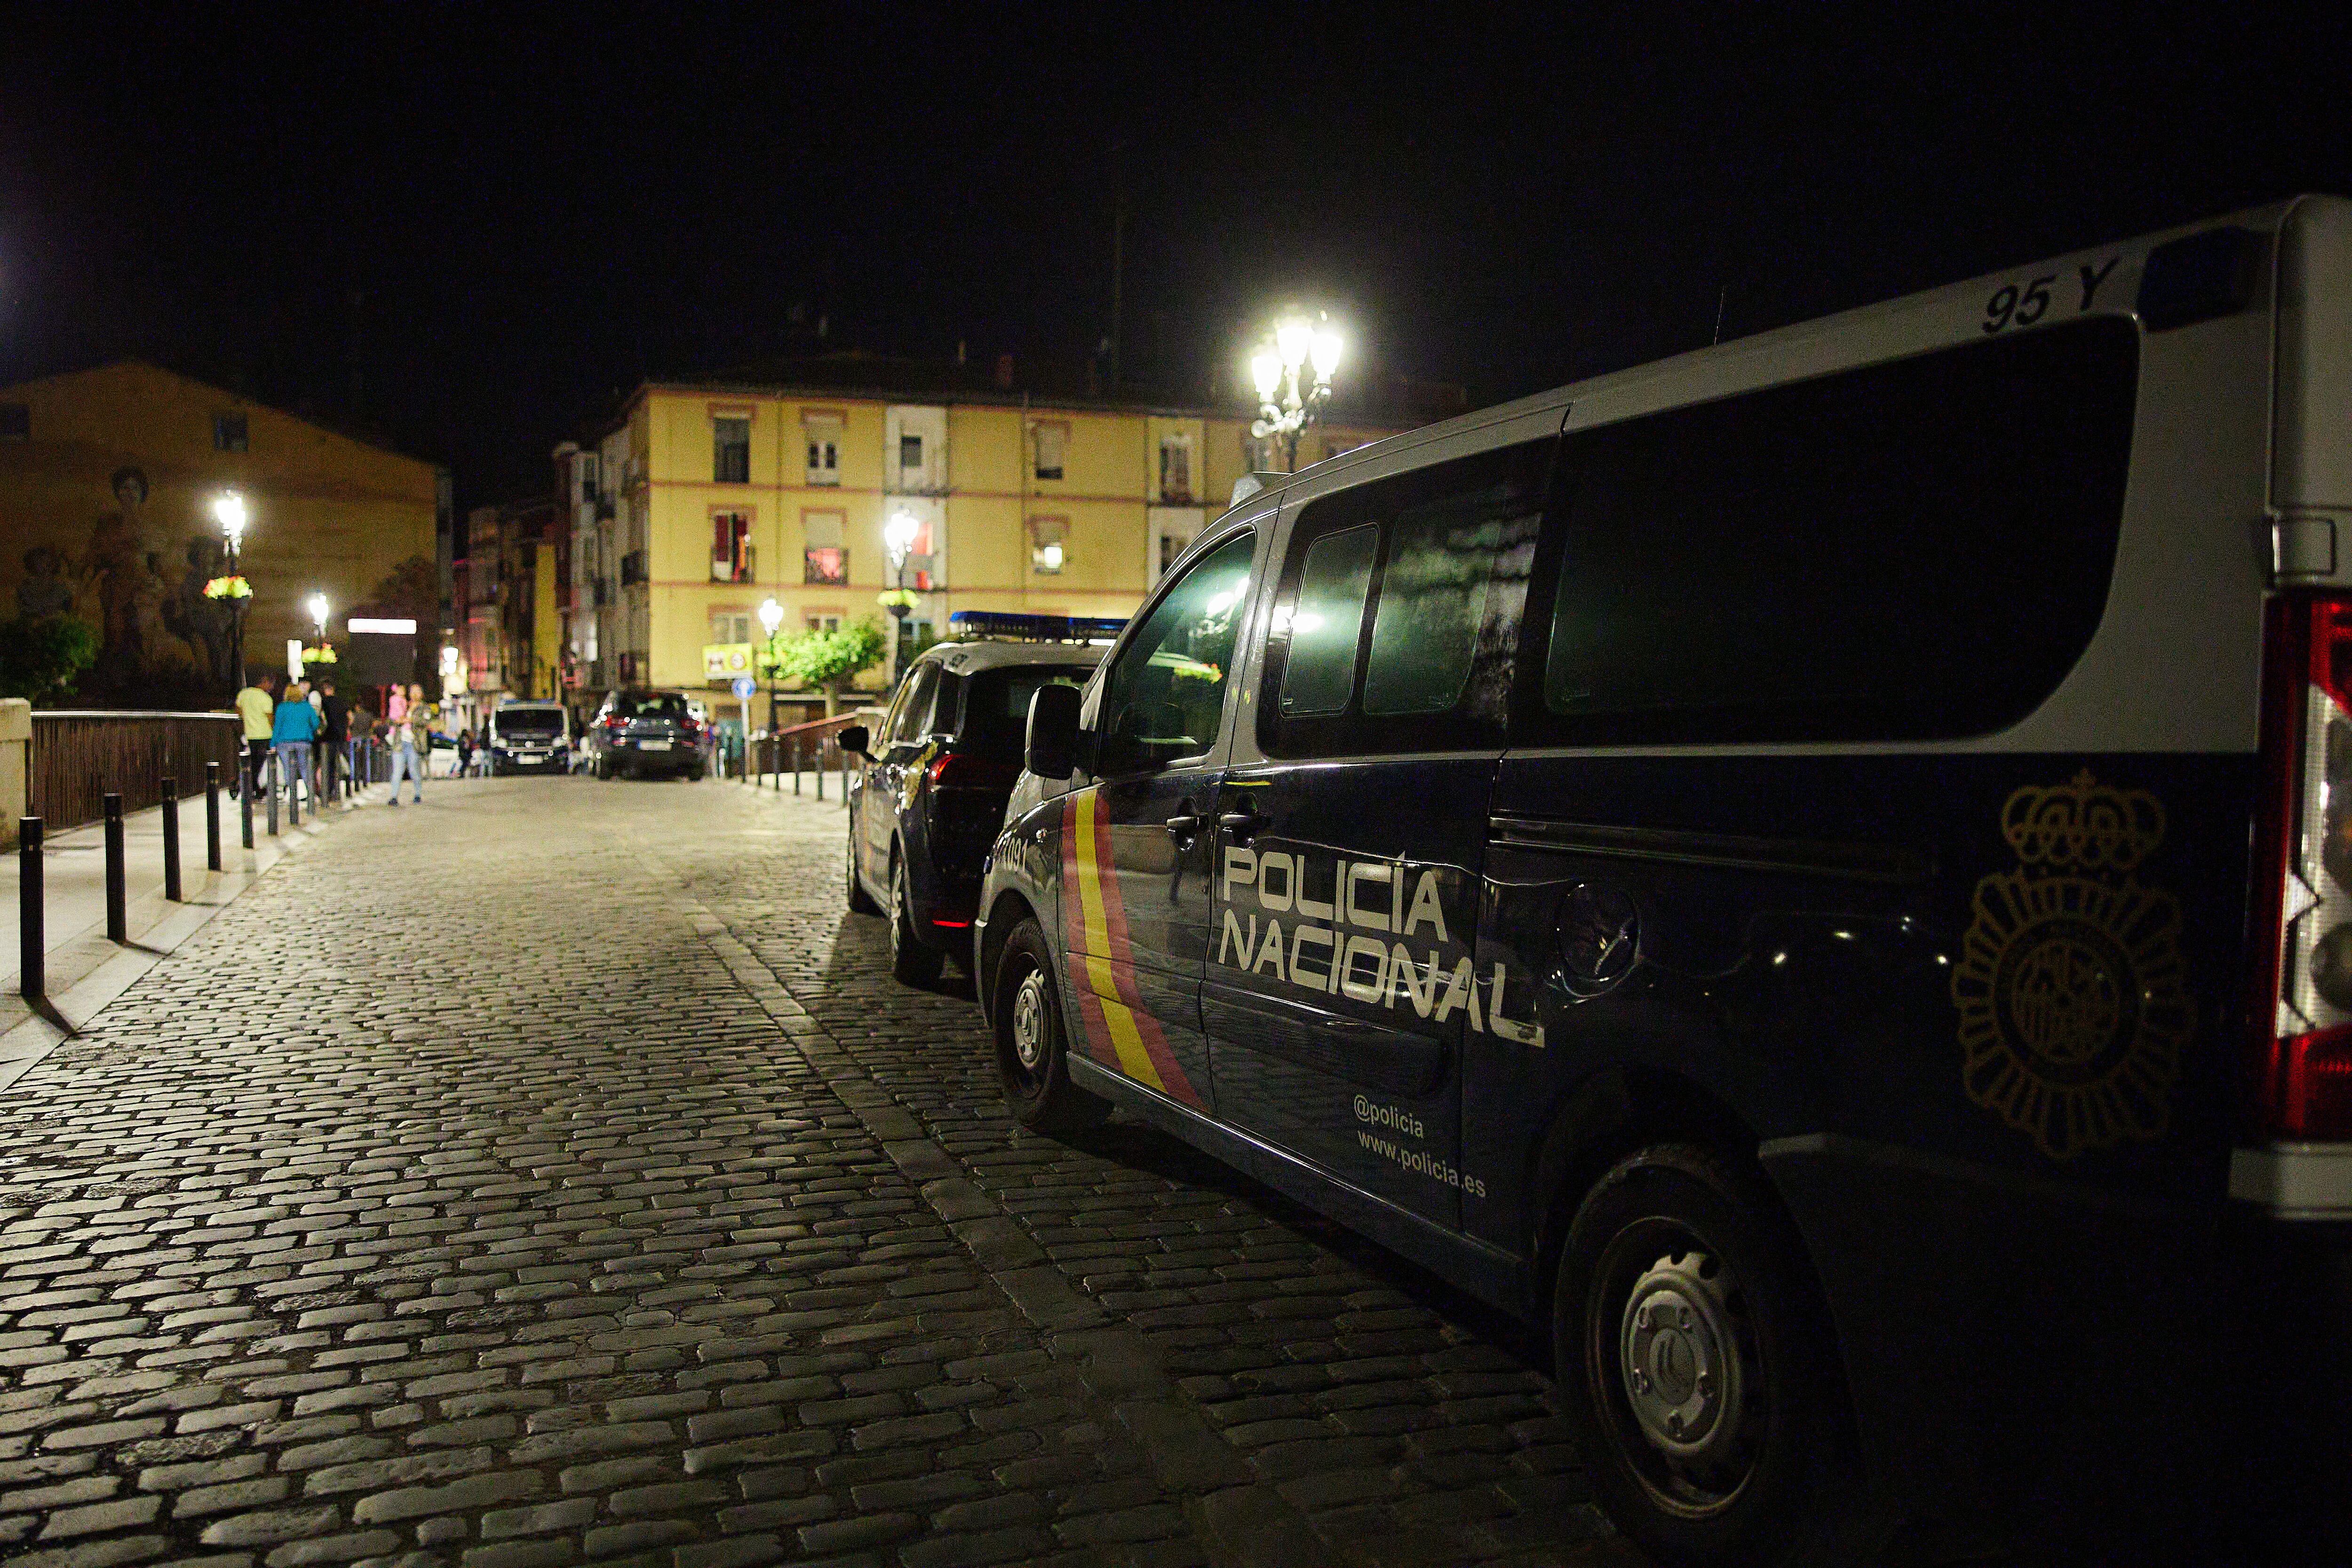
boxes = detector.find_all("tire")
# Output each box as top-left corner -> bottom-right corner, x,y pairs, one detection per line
992,917 -> 1110,1137
1553,1144 -> 1877,1568
889,853 -> 944,986
847,819 -> 882,915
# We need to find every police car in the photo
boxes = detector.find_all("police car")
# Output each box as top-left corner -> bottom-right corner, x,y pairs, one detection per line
841,612 -> 1117,984
973,199 -> 2352,1563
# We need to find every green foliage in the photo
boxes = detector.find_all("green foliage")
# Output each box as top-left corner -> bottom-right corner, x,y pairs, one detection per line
763,619 -> 888,715
0,615 -> 99,703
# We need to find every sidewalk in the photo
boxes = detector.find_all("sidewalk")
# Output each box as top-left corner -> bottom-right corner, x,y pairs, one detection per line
0,776 -> 373,1087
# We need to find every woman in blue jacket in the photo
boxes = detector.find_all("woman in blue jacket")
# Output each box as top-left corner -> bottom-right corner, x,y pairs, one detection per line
272,679 -> 321,805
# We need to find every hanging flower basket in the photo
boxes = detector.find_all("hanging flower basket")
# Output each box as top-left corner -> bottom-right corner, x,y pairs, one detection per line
202,575 -> 253,600
300,644 -> 339,665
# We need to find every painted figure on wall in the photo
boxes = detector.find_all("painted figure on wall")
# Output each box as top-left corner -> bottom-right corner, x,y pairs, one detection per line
16,546 -> 75,621
160,535 -> 234,686
82,465 -> 154,684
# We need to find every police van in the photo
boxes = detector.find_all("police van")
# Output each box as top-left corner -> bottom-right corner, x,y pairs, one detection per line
972,198 -> 2352,1562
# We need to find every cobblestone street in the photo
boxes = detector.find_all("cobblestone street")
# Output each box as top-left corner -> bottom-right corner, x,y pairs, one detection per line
0,778 -> 1636,1568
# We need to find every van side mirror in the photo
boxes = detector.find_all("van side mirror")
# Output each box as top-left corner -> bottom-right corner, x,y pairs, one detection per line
1025,683 -> 1083,780
837,725 -> 869,758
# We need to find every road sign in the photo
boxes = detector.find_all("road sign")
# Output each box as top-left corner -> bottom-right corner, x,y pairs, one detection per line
732,676 -> 756,700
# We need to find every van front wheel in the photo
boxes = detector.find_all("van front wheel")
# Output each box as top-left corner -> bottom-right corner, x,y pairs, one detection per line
1554,1144 -> 1878,1568
993,919 -> 1109,1138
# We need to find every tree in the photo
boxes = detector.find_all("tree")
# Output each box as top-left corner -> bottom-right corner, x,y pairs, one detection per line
0,616 -> 99,704
769,619 -> 886,717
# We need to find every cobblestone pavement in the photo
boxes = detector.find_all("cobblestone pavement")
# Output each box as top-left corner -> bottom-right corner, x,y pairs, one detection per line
0,778 -> 1642,1568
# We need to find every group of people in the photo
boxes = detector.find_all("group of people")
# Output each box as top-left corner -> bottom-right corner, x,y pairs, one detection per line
232,670 -> 433,809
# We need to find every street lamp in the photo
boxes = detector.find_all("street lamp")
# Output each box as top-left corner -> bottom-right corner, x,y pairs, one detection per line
307,592 -> 329,643
757,596 -> 785,769
212,491 -> 251,691
1248,311 -> 1343,471
883,509 -> 921,682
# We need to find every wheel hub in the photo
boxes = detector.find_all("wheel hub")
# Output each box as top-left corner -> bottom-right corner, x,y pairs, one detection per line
1619,1250 -> 1743,1465
1010,972 -> 1048,1071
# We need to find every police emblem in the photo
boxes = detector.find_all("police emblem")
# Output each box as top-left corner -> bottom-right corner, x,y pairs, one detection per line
1949,771 -> 2193,1160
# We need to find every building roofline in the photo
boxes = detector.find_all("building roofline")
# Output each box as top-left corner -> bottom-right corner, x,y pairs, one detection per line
0,357 -> 444,471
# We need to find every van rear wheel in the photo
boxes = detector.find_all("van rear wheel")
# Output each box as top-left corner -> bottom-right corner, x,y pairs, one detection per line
1554,1144 -> 1879,1568
993,918 -> 1109,1137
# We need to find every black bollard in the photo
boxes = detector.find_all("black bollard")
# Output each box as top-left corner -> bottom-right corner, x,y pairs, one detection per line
161,777 -> 182,902
103,794 -> 126,944
288,753 -> 300,827
267,753 -> 279,837
817,743 -> 827,803
205,762 -> 222,871
19,816 -> 42,1002
794,740 -> 802,796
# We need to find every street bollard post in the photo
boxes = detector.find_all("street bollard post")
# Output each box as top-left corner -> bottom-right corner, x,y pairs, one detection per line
205,761 -> 222,871
794,739 -> 802,796
288,752 -> 300,827
161,776 -> 182,902
267,752 -> 279,836
817,741 -> 826,802
241,763 -> 255,849
18,817 -> 42,1003
103,793 -> 126,944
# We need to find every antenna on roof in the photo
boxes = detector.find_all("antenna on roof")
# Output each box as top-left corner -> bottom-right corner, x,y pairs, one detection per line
1712,286 -> 1728,347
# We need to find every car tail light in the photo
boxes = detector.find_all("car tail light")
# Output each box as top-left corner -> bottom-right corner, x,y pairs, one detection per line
2252,594 -> 2352,1140
927,753 -> 1017,790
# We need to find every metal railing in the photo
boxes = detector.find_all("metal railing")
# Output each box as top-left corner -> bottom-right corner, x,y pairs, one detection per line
29,711 -> 244,832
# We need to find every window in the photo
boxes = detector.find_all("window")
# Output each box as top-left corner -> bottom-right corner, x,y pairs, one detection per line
0,404 -> 26,441
1529,318 -> 2139,745
1029,517 -> 1067,575
1258,440 -> 1549,758
713,417 -> 751,484
1033,422 -> 1067,481
1279,525 -> 1377,716
900,434 -> 923,470
803,413 -> 842,485
579,455 -> 599,502
805,613 -> 842,633
889,665 -> 940,744
214,413 -> 248,452
710,609 -> 753,646
1159,435 -> 1193,501
710,511 -> 754,582
803,510 -> 848,585
961,665 -> 1092,759
1095,530 -> 1254,776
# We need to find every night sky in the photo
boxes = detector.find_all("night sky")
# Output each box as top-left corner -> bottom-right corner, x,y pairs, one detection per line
4,7 -> 2347,507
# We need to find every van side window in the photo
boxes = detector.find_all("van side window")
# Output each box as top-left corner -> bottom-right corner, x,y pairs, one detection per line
1094,530 -> 1255,776
890,666 -> 938,746
1523,318 -> 2138,745
1259,439 -> 1549,757
1279,525 -> 1377,716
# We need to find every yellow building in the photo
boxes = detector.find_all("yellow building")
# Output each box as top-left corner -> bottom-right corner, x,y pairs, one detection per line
559,363 -> 1412,720
0,361 -> 443,704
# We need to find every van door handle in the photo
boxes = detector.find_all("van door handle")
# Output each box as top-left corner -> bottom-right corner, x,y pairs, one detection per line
1219,805 -> 1267,842
1164,812 -> 1203,840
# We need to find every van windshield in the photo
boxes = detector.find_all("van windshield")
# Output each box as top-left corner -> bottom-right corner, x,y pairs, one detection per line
616,694 -> 688,719
497,711 -> 563,736
960,666 -> 1093,760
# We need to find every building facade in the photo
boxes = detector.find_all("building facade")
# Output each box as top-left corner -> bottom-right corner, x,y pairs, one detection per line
552,369 -> 1411,722
0,360 -> 443,705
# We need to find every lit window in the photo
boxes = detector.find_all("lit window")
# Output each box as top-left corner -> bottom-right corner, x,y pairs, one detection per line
1029,516 -> 1068,575
710,511 -> 754,583
214,413 -> 248,452
803,509 -> 848,585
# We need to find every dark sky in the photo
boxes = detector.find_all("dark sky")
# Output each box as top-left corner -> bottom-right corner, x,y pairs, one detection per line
4,6 -> 2347,507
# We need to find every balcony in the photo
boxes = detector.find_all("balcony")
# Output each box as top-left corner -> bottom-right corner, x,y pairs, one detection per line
620,550 -> 647,587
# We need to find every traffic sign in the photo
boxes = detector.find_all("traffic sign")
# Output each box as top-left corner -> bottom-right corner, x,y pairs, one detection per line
732,676 -> 756,699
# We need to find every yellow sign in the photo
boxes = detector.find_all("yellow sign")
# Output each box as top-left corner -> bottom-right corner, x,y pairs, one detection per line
702,643 -> 754,680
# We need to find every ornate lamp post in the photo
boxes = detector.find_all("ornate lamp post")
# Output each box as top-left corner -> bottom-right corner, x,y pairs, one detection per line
757,596 -> 785,767
210,491 -> 252,691
882,509 -> 921,684
1248,312 -> 1343,471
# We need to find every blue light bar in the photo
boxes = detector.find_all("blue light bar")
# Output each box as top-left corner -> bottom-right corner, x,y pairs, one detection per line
947,610 -> 1128,643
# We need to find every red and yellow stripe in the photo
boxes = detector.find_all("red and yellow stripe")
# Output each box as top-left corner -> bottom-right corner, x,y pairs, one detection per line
1061,790 -> 1202,1107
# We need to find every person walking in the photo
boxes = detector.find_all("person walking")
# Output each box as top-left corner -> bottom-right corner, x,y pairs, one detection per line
272,678 -> 320,812
318,677 -> 350,808
388,685 -> 428,806
235,669 -> 277,799
456,725 -> 476,780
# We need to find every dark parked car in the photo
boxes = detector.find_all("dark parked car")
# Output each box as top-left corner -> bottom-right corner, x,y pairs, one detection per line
486,701 -> 572,775
588,689 -> 707,780
845,618 -> 1115,983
